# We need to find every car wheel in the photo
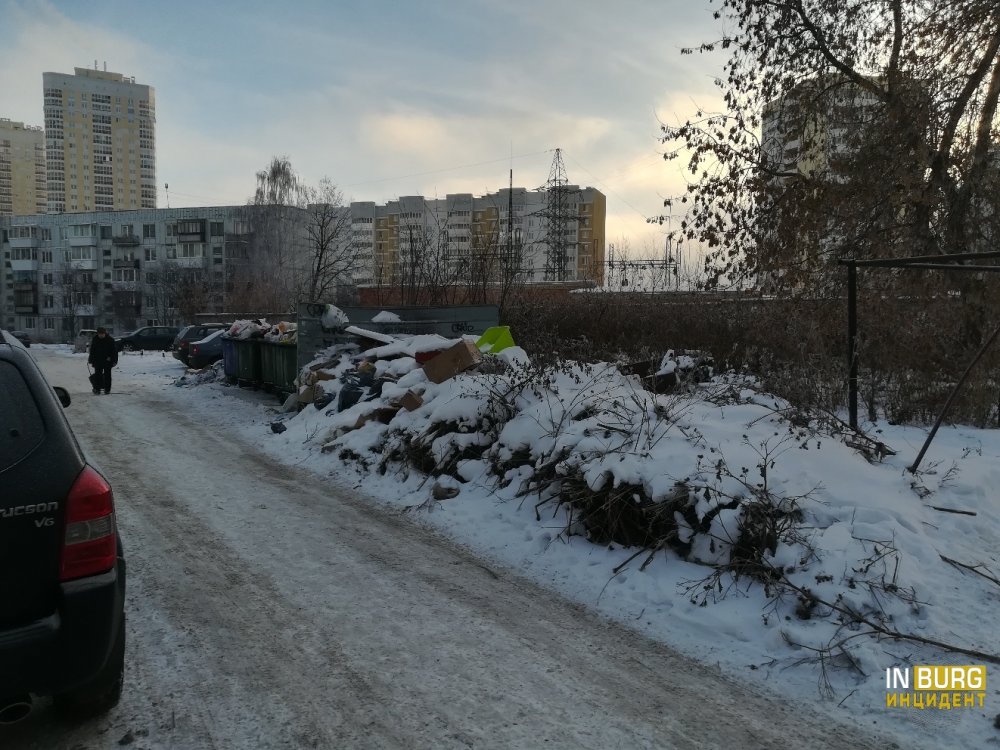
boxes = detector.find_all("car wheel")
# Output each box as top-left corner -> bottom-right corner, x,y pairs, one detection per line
122,342 -> 136,352
54,614 -> 125,719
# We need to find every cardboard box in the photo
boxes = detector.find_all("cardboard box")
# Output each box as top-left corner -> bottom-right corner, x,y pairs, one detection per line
400,390 -> 424,412
314,370 -> 338,382
352,406 -> 400,429
421,340 -> 482,384
298,384 -> 319,404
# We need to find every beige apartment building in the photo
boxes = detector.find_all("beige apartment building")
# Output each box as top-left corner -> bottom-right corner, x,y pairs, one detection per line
355,186 -> 606,288
0,119 -> 46,216
43,66 -> 156,214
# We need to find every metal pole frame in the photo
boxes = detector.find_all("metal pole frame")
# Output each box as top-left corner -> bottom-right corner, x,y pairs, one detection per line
847,261 -> 858,430
838,251 -> 1000,467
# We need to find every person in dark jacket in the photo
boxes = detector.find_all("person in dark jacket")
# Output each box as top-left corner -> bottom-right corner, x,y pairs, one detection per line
88,327 -> 118,394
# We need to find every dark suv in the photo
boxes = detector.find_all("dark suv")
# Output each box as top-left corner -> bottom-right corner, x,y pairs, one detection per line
0,331 -> 126,722
116,325 -> 180,352
172,323 -> 227,365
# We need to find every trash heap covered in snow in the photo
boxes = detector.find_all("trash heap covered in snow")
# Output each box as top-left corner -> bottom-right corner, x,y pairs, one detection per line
295,325 -> 503,429
226,318 -> 297,344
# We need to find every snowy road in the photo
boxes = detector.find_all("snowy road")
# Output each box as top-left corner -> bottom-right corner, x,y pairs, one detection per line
1,349 -> 895,750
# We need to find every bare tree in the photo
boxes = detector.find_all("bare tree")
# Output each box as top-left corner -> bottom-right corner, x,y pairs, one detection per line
58,263 -> 93,335
660,0 -> 1000,302
299,178 -> 359,303
241,156 -> 305,312
165,264 -> 215,323
143,268 -> 172,326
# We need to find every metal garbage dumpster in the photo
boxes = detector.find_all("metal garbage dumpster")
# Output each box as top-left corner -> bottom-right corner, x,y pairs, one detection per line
260,340 -> 298,398
232,337 -> 262,388
221,336 -> 238,383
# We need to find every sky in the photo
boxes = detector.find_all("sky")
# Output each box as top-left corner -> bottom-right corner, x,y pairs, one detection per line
0,0 -> 727,259
32,322 -> 1000,750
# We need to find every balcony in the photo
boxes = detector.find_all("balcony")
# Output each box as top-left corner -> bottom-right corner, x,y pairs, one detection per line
9,259 -> 39,272
9,236 -> 40,249
113,259 -> 141,269
73,305 -> 96,317
171,256 -> 207,269
112,235 -> 141,247
111,291 -> 141,312
13,283 -> 37,314
68,235 -> 97,247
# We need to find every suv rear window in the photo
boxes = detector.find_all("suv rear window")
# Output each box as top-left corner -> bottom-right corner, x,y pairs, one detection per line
0,361 -> 44,471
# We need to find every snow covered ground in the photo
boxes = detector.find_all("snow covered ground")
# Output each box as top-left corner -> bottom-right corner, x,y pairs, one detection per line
36,344 -> 1000,748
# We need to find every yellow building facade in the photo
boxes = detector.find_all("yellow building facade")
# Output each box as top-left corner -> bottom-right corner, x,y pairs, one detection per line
43,67 -> 156,214
0,119 -> 46,216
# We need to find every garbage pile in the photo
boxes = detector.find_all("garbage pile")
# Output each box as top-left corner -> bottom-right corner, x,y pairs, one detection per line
226,318 -> 297,344
296,328 -> 506,432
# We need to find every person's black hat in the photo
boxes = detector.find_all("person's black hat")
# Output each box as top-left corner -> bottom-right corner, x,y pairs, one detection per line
96,327 -> 107,334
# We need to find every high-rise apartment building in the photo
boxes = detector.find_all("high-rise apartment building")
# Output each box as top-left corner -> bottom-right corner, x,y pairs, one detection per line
43,66 -> 156,214
0,119 -> 46,216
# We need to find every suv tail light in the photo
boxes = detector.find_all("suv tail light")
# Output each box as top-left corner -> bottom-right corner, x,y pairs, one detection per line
60,466 -> 117,582
191,345 -> 200,355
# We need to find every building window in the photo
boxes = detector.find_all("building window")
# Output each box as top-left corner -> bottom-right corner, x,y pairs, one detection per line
144,247 -> 157,261
113,269 -> 138,283
43,295 -> 55,309
210,222 -> 224,236
42,273 -> 53,285
22,317 -> 36,329
143,223 -> 156,239
66,247 -> 94,262
43,318 -> 55,330
42,251 -> 53,264
75,293 -> 94,306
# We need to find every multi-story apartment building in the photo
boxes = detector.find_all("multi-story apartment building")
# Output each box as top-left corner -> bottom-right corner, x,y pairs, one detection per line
0,207 -> 251,340
351,185 -> 606,287
1,187 -> 607,340
761,77 -> 886,182
43,66 -> 156,214
0,119 -> 46,216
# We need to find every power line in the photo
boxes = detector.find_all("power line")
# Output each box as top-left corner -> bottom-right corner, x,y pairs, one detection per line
561,150 -> 660,226
341,149 -> 554,190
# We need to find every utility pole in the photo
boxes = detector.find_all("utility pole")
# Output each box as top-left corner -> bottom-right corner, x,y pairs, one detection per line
543,148 -> 577,282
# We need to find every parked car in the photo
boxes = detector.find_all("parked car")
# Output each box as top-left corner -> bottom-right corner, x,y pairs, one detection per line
73,329 -> 97,354
0,331 -> 126,722
172,324 -> 227,365
9,330 -> 31,347
116,325 -> 180,352
187,329 -> 227,369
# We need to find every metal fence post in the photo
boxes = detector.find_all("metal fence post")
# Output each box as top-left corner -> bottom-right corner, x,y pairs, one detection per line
847,262 -> 858,430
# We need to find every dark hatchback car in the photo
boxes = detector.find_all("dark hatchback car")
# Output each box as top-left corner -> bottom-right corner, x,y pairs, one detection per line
10,331 -> 31,347
187,329 -> 227,369
116,325 -> 180,353
0,331 -> 126,723
172,323 -> 227,366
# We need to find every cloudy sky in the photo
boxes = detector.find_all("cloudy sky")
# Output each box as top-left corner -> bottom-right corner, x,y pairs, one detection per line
0,0 -> 725,257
